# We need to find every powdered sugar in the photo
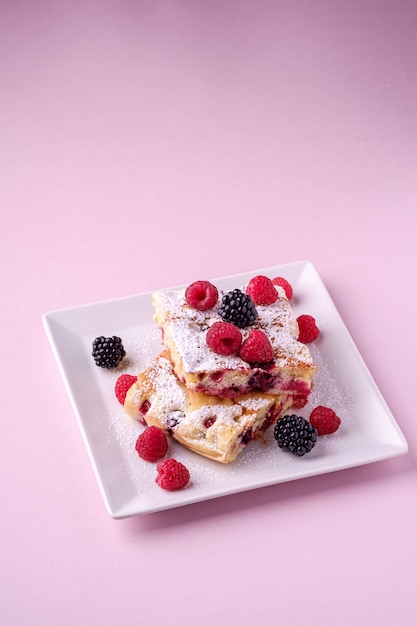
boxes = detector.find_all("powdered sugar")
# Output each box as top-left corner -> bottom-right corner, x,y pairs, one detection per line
144,356 -> 186,413
192,403 -> 243,424
239,396 -> 273,411
153,287 -> 315,373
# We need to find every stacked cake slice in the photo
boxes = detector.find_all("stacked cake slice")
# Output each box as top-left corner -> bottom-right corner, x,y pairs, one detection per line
124,352 -> 291,463
124,276 -> 318,463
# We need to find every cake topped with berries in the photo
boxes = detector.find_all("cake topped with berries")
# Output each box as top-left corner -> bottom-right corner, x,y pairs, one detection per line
124,353 -> 295,463
152,275 -> 317,402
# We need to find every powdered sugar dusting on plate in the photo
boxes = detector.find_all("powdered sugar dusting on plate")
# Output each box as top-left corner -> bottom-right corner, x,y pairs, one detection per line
91,327 -> 161,488
307,346 -> 355,426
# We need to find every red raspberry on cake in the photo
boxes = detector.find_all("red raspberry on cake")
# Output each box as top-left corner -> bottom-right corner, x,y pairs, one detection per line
155,458 -> 190,491
272,276 -> 293,301
297,314 -> 320,343
246,275 -> 278,305
310,406 -> 341,435
239,329 -> 274,364
185,280 -> 218,310
115,374 -> 137,405
135,426 -> 169,462
206,321 -> 242,356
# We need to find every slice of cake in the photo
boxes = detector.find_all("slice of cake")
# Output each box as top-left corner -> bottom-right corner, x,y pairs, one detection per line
124,353 -> 295,464
152,278 -> 317,402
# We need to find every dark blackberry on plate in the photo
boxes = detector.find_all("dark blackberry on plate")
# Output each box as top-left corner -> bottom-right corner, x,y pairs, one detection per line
92,335 -> 126,368
274,414 -> 318,456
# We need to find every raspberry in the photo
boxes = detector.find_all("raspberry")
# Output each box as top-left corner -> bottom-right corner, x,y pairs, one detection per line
185,280 -> 218,310
274,414 -> 318,456
218,289 -> 258,328
155,458 -> 190,491
297,314 -> 320,343
272,276 -> 293,300
115,374 -> 137,405
310,406 -> 341,435
239,329 -> 274,364
135,426 -> 169,462
246,275 -> 278,305
206,321 -> 242,356
92,335 -> 126,368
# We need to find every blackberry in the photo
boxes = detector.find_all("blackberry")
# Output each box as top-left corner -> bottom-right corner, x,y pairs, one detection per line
92,335 -> 126,368
218,289 -> 258,329
274,414 -> 318,456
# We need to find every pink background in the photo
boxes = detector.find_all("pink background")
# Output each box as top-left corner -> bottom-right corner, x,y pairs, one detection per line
1,1 -> 417,624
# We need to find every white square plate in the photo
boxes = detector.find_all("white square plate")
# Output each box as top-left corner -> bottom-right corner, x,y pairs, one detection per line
43,261 -> 408,518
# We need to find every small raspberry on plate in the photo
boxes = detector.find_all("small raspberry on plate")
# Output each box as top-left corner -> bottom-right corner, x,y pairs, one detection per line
272,276 -> 293,300
185,280 -> 218,310
310,406 -> 341,435
297,314 -> 320,343
246,275 -> 278,305
239,329 -> 274,364
135,426 -> 169,462
206,321 -> 242,356
156,458 -> 190,491
115,374 -> 137,405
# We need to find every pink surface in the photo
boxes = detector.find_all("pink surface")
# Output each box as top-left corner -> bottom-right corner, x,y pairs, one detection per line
1,1 -> 416,624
